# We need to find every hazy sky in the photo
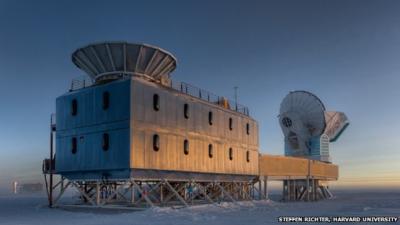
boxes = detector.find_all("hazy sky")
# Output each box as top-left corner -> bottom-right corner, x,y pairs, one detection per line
0,0 -> 399,189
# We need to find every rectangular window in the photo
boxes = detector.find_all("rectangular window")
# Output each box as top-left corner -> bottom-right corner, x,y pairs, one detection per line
208,144 -> 213,158
102,91 -> 110,110
184,103 -> 189,119
153,134 -> 160,151
184,139 -> 189,155
153,94 -> 160,111
71,137 -> 77,154
208,111 -> 213,125
71,99 -> 78,116
102,133 -> 109,151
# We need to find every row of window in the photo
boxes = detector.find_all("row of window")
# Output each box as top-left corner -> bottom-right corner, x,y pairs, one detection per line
70,134 -> 251,162
152,134 -> 250,162
71,92 -> 110,116
71,133 -> 110,154
153,94 -> 251,135
71,92 -> 251,135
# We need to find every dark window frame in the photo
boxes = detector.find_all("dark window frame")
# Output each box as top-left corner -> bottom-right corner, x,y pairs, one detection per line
246,150 -> 250,163
102,91 -> 110,110
208,144 -> 213,158
183,139 -> 189,155
153,134 -> 160,151
229,147 -> 233,160
229,117 -> 233,130
71,99 -> 78,116
208,111 -> 213,125
184,103 -> 189,119
102,133 -> 110,151
246,123 -> 250,135
71,137 -> 77,154
153,94 -> 160,111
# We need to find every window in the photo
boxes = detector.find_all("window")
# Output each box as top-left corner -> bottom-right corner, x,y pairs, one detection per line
102,91 -> 110,110
246,150 -> 250,162
102,133 -> 109,151
71,137 -> 77,154
229,147 -> 233,160
71,99 -> 78,116
246,123 -> 250,135
208,144 -> 213,158
229,117 -> 233,130
153,94 -> 160,111
183,139 -> 189,155
153,134 -> 160,151
184,103 -> 189,119
208,111 -> 213,125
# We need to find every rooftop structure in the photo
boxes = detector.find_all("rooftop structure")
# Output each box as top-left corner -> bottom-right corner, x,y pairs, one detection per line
72,42 -> 177,84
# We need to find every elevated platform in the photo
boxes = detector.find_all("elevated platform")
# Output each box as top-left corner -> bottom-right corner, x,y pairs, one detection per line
258,154 -> 338,180
258,155 -> 337,201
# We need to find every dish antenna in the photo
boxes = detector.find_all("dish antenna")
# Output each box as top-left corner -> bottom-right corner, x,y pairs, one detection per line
72,42 -> 177,85
279,91 -> 349,162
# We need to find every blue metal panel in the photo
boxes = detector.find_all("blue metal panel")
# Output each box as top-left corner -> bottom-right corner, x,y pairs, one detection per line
56,79 -> 130,131
309,136 -> 321,156
55,79 -> 131,178
59,169 -> 131,180
55,89 -> 95,131
56,127 -> 130,171
284,136 -> 321,157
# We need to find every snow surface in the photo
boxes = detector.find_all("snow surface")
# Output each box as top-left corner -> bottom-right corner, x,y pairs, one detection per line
0,190 -> 399,225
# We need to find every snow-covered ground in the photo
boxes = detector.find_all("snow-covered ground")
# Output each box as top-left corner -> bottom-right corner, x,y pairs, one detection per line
0,190 -> 399,225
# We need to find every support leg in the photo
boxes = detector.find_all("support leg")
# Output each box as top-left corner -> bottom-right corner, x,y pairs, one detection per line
96,182 -> 101,206
163,180 -> 189,207
264,177 -> 268,200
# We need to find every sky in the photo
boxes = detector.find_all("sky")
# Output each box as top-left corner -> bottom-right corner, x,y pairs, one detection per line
0,0 -> 399,190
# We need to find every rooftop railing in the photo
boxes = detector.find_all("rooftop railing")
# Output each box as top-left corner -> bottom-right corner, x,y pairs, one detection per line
69,76 -> 250,116
170,81 -> 250,116
70,77 -> 93,91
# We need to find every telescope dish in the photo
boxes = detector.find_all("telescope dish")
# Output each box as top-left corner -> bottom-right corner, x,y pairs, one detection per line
279,90 -> 349,162
72,42 -> 177,84
279,90 -> 326,137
